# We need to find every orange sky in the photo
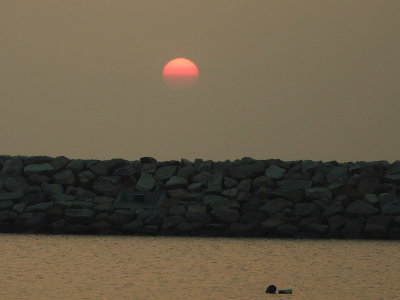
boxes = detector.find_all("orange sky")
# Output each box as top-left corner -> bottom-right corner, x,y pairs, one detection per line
0,0 -> 399,163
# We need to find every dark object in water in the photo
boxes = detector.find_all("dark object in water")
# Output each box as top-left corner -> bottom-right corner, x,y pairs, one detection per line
266,285 -> 277,294
278,289 -> 293,294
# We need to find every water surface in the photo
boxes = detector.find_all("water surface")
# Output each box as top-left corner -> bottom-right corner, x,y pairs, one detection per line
0,234 -> 399,300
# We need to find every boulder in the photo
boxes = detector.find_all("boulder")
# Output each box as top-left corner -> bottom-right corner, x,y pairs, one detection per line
191,171 -> 212,185
322,202 -> 344,217
364,215 -> 393,236
325,167 -> 349,185
294,203 -> 321,217
187,182 -> 204,192
112,165 -> 139,177
327,215 -> 347,231
161,215 -> 186,229
276,179 -> 313,193
65,159 -> 85,173
23,163 -> 54,176
0,210 -> 18,221
0,200 -> 13,210
0,191 -> 24,201
275,224 -> 299,236
41,182 -> 63,195
239,211 -> 266,225
357,167 -> 382,195
221,188 -> 238,198
89,161 -> 109,176
259,198 -> 293,215
185,205 -> 212,224
24,212 -> 47,231
65,209 -> 95,224
278,289 -> 293,294
77,170 -> 96,186
211,207 -> 239,223
92,176 -> 120,196
305,187 -> 332,200
343,217 -> 365,233
223,177 -> 238,188
381,203 -> 400,215
2,158 -> 24,175
228,161 -> 265,179
203,195 -> 230,209
364,194 -> 379,205
50,156 -> 70,172
265,165 -> 286,180
165,176 -> 188,189
260,218 -> 285,231
228,223 -> 255,235
169,205 -> 186,216
3,176 -> 30,192
135,172 -> 155,191
53,169 -> 75,185
345,199 -> 379,216
107,210 -> 136,226
237,179 -> 252,192
24,202 -> 53,212
176,165 -> 197,179
155,166 -> 177,181
206,173 -> 223,193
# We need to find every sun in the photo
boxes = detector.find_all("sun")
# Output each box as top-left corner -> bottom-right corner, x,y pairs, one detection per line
162,58 -> 199,89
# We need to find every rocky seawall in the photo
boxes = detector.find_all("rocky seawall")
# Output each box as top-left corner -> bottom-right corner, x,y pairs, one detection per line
0,155 -> 400,239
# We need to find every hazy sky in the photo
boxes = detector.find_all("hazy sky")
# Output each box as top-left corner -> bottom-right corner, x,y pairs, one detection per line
1,1 -> 399,163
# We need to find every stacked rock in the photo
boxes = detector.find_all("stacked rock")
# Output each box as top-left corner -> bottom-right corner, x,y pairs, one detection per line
0,155 -> 399,238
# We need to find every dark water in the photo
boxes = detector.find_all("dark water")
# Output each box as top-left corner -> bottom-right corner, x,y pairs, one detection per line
0,234 -> 399,300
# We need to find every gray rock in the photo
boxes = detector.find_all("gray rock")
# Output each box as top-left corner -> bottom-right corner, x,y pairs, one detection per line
384,174 -> 400,182
23,163 -> 54,176
191,171 -> 212,185
0,210 -> 18,221
22,192 -> 47,205
174,222 -> 194,233
3,176 -> 30,192
77,170 -> 96,186
53,169 -> 75,185
186,182 -> 203,192
323,202 -> 344,217
24,212 -> 47,230
92,176 -> 121,196
136,172 -> 155,191
252,176 -> 274,189
41,182 -> 63,195
56,200 -> 93,209
12,203 -> 25,213
275,224 -> 299,236
306,223 -> 329,234
343,217 -> 365,233
347,174 -> 360,186
305,187 -> 332,200
211,207 -> 239,223
176,165 -> 197,179
325,167 -> 349,185
228,161 -> 265,179
276,179 -> 313,193
378,192 -> 399,204
301,160 -> 321,172
203,195 -> 230,209
50,156 -> 70,172
27,174 -> 49,184
49,193 -> 76,202
265,165 -> 286,180
165,176 -> 188,189
25,202 -> 53,212
327,215 -> 347,231
0,200 -> 13,210
65,209 -> 95,224
88,221 -> 114,234
155,166 -> 177,181
107,210 -> 136,226
357,167 -> 382,195
141,163 -> 157,174
228,223 -> 255,235
162,215 -> 186,229
223,177 -> 238,188
206,173 -> 223,193
105,159 -> 130,172
364,194 -> 379,204
239,211 -> 266,224
186,205 -> 212,224
169,205 -> 186,216
278,289 -> 293,294
112,166 -> 139,177
364,215 -> 393,235
0,191 -> 24,201
237,179 -> 252,192
2,158 -> 24,175
345,199 -> 379,216
89,161 -> 109,176
121,220 -> 144,232
221,188 -> 238,198
65,159 -> 85,173
381,203 -> 400,215
294,203 -> 321,217
260,218 -> 285,230
259,198 -> 293,215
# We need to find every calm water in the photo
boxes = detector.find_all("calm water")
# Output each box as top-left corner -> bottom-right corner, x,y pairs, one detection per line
0,234 -> 399,300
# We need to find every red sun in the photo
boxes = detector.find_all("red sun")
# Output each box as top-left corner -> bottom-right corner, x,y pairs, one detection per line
162,58 -> 199,89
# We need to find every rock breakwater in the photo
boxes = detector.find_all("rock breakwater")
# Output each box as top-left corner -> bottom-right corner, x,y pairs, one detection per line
0,155 -> 400,239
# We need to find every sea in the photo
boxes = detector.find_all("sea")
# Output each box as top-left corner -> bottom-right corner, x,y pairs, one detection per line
0,234 -> 399,300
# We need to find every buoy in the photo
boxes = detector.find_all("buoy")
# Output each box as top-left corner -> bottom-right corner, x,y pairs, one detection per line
266,285 -> 277,294
278,289 -> 293,294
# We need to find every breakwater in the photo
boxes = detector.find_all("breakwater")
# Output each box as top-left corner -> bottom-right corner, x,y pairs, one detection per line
0,155 -> 400,239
